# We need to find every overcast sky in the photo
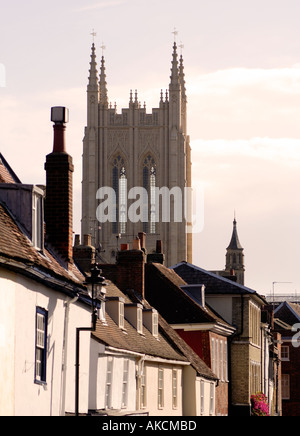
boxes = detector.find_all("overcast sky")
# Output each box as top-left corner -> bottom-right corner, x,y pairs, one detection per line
0,0 -> 300,296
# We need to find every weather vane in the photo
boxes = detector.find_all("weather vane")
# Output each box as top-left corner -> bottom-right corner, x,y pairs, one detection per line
179,41 -> 184,55
101,42 -> 106,56
172,27 -> 178,42
91,29 -> 97,43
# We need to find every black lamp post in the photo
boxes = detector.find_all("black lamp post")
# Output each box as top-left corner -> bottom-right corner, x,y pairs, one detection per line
75,263 -> 106,416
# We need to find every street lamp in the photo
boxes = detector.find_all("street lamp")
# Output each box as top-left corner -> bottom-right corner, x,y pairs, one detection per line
84,263 -> 107,329
75,263 -> 106,416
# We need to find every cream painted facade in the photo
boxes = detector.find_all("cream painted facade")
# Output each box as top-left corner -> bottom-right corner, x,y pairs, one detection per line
0,267 -> 92,416
81,43 -> 192,267
89,341 -> 216,416
89,342 -> 186,416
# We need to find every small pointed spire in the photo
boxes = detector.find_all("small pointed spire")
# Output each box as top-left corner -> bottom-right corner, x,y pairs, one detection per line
99,55 -> 108,106
170,42 -> 179,86
134,89 -> 138,104
88,43 -> 98,92
129,89 -> 133,104
227,217 -> 243,250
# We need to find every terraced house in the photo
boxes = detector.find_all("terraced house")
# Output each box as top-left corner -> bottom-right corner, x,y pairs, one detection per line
172,261 -> 280,416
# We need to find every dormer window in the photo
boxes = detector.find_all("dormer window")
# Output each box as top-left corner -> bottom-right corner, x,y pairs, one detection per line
32,191 -> 44,250
125,303 -> 143,334
106,297 -> 126,329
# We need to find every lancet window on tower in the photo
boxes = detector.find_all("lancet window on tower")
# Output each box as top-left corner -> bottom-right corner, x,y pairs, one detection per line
142,155 -> 157,234
112,155 -> 127,235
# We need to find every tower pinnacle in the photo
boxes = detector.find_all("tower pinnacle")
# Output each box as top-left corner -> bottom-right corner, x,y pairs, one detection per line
88,43 -> 98,93
99,55 -> 108,106
170,42 -> 180,86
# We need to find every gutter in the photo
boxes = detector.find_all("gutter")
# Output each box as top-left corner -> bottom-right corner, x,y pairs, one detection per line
0,255 -> 87,302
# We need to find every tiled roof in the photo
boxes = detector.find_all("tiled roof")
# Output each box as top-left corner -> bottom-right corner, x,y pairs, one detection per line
0,202 -> 84,288
92,281 -> 187,363
0,154 -> 21,183
93,279 -> 217,380
172,261 -> 266,302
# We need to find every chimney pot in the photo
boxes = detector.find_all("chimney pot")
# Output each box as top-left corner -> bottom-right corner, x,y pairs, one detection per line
84,234 -> 92,246
138,232 -> 146,250
156,240 -> 163,254
133,237 -> 141,250
121,243 -> 129,251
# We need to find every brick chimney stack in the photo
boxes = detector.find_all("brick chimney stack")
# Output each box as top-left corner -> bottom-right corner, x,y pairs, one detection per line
44,107 -> 74,266
116,240 -> 146,300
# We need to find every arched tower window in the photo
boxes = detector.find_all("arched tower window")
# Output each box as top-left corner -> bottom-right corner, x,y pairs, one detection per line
143,155 -> 157,234
112,155 -> 127,234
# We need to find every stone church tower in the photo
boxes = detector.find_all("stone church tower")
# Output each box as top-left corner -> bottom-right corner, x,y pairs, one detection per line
81,42 -> 192,266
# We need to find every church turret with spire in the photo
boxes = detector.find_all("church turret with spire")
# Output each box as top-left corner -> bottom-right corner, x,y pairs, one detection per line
225,217 -> 245,285
81,40 -> 192,266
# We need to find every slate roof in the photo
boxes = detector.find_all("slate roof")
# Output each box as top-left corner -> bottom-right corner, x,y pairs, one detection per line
274,301 -> 300,328
145,263 -> 233,331
172,261 -> 267,304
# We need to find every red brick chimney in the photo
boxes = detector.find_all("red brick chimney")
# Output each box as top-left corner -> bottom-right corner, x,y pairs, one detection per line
116,240 -> 146,300
44,107 -> 74,266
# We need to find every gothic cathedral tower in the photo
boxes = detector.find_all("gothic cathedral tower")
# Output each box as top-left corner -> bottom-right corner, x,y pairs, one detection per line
81,42 -> 192,267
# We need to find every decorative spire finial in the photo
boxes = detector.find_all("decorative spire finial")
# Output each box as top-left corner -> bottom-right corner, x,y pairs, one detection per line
91,29 -> 97,44
101,42 -> 106,56
172,27 -> 178,43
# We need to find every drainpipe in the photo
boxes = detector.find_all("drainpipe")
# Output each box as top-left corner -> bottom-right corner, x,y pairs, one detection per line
60,294 -> 79,416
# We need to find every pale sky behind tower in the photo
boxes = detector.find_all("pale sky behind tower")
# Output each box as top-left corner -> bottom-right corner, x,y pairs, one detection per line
0,0 -> 300,296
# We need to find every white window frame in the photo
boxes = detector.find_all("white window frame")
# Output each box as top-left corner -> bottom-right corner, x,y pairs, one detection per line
209,383 -> 215,416
105,356 -> 114,409
158,367 -> 164,409
119,301 -> 124,329
172,369 -> 178,409
200,380 -> 205,415
281,345 -> 290,361
153,311 -> 158,337
122,359 -> 129,408
32,192 -> 43,250
211,338 -> 215,374
140,365 -> 147,409
137,307 -> 143,334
